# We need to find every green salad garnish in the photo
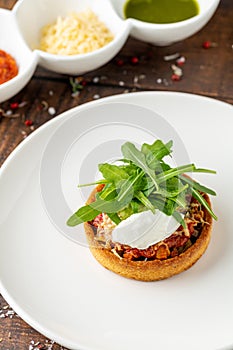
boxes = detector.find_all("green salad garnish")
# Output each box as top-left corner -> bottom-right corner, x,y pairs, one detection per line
67,139 -> 217,227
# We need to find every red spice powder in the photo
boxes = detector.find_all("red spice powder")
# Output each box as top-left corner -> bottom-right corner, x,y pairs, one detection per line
0,49 -> 18,84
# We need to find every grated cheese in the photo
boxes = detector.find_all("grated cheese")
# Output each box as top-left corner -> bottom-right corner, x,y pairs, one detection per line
39,9 -> 114,55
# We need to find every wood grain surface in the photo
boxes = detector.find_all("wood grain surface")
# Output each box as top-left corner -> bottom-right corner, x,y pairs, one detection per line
0,0 -> 232,349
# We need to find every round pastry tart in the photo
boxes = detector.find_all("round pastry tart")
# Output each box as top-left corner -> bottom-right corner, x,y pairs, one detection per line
84,186 -> 212,281
67,139 -> 217,281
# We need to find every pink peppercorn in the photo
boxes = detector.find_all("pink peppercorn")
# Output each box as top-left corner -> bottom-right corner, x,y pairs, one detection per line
116,59 -> 124,67
176,56 -> 186,66
81,80 -> 87,86
202,41 -> 212,49
10,102 -> 19,110
24,119 -> 33,126
130,56 -> 139,64
171,74 -> 181,81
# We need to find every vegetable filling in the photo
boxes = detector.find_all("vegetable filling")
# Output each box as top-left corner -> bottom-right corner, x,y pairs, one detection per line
89,194 -> 208,261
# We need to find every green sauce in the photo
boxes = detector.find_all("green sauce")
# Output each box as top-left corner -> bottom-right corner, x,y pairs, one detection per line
124,0 -> 200,24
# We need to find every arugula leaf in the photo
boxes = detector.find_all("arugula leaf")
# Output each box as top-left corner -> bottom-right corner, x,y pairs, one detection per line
98,163 -> 129,184
157,164 -> 196,183
135,191 -> 155,213
67,205 -> 100,226
89,171 -> 143,214
172,211 -> 187,229
90,179 -> 133,213
156,183 -> 189,198
107,213 -> 121,225
121,142 -> 159,191
119,162 -> 138,176
142,140 -> 173,169
157,161 -> 171,173
192,188 -> 218,220
192,168 -> 216,174
131,200 -> 140,214
142,140 -> 172,159
130,170 -> 148,192
171,193 -> 189,210
97,184 -> 117,200
117,205 -> 134,220
142,183 -> 156,197
149,195 -> 176,216
118,199 -> 147,219
179,174 -> 216,196
78,179 -> 107,188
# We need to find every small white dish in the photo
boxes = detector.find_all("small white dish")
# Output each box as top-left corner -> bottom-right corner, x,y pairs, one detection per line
0,8 -> 38,103
13,0 -> 131,75
0,92 -> 233,350
111,0 -> 221,45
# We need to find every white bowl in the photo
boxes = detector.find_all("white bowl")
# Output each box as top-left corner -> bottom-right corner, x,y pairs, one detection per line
0,8 -> 38,103
0,0 -> 220,102
13,0 -> 131,75
110,0 -> 221,46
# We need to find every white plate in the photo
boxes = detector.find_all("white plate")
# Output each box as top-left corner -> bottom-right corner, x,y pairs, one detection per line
0,92 -> 233,350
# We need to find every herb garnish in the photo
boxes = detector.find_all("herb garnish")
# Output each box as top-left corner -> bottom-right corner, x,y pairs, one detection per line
67,139 -> 217,227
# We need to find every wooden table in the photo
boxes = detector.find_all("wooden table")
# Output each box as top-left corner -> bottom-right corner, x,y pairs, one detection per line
0,0 -> 232,349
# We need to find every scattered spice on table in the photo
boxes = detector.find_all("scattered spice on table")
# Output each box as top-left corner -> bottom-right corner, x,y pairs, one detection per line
0,108 -> 20,118
40,100 -> 49,111
21,130 -> 27,139
163,52 -> 186,82
133,74 -> 146,87
176,56 -> 186,66
0,100 -> 28,120
155,77 -> 170,86
92,76 -> 100,83
130,56 -> 139,64
0,93 -> 57,142
38,100 -> 57,116
163,52 -> 180,61
89,75 -> 107,85
29,340 -> 68,350
171,64 -> 183,80
0,304 -> 18,319
70,76 -> 87,97
202,40 -> 218,49
24,119 -> 33,126
10,102 -> 20,110
29,340 -> 54,350
171,73 -> 181,81
48,106 -> 56,116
